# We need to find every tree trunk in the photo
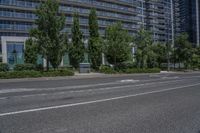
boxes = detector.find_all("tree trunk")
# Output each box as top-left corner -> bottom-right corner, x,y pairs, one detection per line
173,48 -> 176,70
46,57 -> 49,71
114,54 -> 117,67
167,52 -> 170,71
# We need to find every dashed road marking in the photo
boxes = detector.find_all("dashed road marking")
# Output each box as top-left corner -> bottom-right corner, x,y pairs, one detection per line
120,79 -> 139,83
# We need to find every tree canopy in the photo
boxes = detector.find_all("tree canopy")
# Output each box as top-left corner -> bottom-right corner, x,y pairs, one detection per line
69,13 -> 85,69
104,22 -> 132,66
88,9 -> 102,69
175,33 -> 192,68
134,28 -> 153,68
30,0 -> 66,70
24,38 -> 38,65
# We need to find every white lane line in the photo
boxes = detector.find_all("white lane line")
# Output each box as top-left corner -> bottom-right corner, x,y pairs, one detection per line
161,76 -> 179,79
1,81 -> 122,92
0,83 -> 200,117
120,79 -> 139,83
0,97 -> 7,100
20,93 -> 48,98
0,88 -> 36,94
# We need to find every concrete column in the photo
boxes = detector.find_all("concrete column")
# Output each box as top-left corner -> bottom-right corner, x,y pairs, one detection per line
102,53 -> 105,65
60,58 -> 64,67
1,37 -> 7,63
43,58 -> 47,68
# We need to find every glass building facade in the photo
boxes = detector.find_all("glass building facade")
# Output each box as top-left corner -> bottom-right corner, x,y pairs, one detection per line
144,0 -> 173,42
0,0 -> 173,64
6,42 -> 24,67
173,0 -> 200,46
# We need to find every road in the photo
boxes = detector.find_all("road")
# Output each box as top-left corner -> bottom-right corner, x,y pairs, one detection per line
0,72 -> 200,133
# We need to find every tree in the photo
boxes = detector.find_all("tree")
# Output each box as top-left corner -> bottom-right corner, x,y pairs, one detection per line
60,33 -> 69,57
104,22 -> 132,66
89,9 -> 99,38
174,33 -> 192,69
69,13 -> 85,68
147,44 -> 158,68
30,0 -> 66,70
165,42 -> 172,71
151,42 -> 172,70
88,8 -> 102,69
191,47 -> 200,69
134,28 -> 153,68
24,38 -> 38,64
152,43 -> 166,68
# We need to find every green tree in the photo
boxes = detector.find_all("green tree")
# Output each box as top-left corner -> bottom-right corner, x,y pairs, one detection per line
190,47 -> 200,69
153,43 -> 166,68
134,28 -> 153,68
69,13 -> 85,68
89,9 -> 99,38
174,33 -> 192,69
88,9 -> 102,69
60,33 -> 69,56
24,38 -> 38,64
30,0 -> 65,70
147,44 -> 158,68
104,22 -> 132,66
151,42 -> 172,70
165,42 -> 173,71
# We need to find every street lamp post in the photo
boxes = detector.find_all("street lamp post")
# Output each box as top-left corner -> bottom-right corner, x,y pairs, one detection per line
196,0 -> 200,47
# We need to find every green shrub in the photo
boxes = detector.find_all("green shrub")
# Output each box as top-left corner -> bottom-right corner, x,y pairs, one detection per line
35,64 -> 44,71
99,65 -> 160,74
115,61 -> 136,71
0,71 -> 41,79
0,69 -> 74,79
14,64 -> 36,71
123,68 -> 161,74
0,63 -> 9,72
99,65 -> 116,74
42,69 -> 74,77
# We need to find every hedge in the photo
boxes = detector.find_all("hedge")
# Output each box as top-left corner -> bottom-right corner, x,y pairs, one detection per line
99,65 -> 161,74
0,63 -> 9,72
122,68 -> 161,74
99,65 -> 116,74
0,69 -> 74,79
14,64 -> 36,71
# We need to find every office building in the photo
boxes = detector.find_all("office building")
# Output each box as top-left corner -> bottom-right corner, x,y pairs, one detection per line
0,0 -> 173,66
144,0 -> 173,42
173,0 -> 200,46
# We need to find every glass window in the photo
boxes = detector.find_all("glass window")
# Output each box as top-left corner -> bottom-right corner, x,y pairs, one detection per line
7,42 -> 24,66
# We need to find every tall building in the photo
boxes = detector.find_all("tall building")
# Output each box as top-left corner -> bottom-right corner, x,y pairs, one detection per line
144,0 -> 173,43
173,0 -> 200,46
0,0 -> 173,66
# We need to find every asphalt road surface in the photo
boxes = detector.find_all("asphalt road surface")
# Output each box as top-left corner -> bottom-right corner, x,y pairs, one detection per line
0,72 -> 200,133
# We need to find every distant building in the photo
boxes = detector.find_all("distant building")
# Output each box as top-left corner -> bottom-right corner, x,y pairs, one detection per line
144,0 -> 173,43
173,0 -> 200,46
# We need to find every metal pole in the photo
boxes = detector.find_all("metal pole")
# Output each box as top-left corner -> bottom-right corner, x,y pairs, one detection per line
196,0 -> 199,47
170,0 -> 175,47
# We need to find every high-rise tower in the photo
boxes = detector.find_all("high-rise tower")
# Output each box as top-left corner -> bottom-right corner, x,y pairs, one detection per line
173,0 -> 200,46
